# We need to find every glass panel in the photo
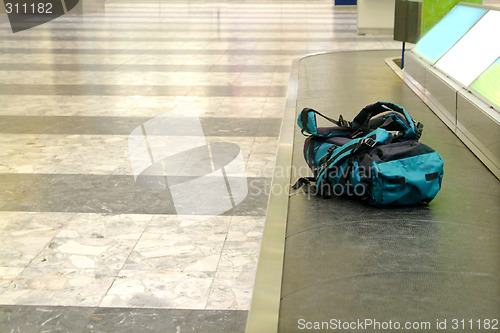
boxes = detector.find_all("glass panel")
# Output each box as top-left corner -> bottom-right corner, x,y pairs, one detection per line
412,5 -> 487,64
470,57 -> 500,109
435,10 -> 500,86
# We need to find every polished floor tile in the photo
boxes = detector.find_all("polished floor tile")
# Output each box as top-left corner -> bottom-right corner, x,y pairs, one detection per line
0,305 -> 248,333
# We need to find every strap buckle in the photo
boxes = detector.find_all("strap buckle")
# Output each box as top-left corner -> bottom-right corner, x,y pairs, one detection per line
362,137 -> 377,148
338,115 -> 351,128
415,122 -> 424,140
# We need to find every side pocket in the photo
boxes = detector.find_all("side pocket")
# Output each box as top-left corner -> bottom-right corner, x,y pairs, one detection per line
370,152 -> 444,206
370,162 -> 408,205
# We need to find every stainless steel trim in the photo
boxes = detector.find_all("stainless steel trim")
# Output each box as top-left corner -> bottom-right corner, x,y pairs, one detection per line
245,57 -> 299,333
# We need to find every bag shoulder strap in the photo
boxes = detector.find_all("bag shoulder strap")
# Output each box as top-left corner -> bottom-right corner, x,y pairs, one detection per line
293,129 -> 391,195
314,128 -> 391,187
292,177 -> 332,198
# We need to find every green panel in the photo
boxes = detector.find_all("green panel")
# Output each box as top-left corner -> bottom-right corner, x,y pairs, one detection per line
421,0 -> 482,36
470,58 -> 500,109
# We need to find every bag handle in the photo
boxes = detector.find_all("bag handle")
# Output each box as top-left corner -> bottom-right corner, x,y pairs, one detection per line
352,102 -> 423,140
297,108 -> 351,137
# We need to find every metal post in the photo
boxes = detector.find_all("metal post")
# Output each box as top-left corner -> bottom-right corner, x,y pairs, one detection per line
401,41 -> 405,69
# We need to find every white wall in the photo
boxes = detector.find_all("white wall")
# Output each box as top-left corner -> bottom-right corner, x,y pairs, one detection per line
357,0 -> 396,34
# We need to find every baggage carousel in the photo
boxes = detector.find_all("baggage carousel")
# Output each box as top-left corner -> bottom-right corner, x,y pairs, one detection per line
247,50 -> 500,333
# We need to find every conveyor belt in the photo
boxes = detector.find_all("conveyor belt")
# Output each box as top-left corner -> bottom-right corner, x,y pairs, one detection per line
277,50 -> 500,332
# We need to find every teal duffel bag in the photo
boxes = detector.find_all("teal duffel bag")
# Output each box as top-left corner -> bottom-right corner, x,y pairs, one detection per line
293,101 -> 444,206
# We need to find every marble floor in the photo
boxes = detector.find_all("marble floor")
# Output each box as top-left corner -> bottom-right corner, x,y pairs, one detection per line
0,1 -> 401,331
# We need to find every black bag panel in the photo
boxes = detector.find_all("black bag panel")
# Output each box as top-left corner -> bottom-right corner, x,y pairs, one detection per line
316,126 -> 354,138
356,140 -> 436,176
374,141 -> 436,161
321,135 -> 351,146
